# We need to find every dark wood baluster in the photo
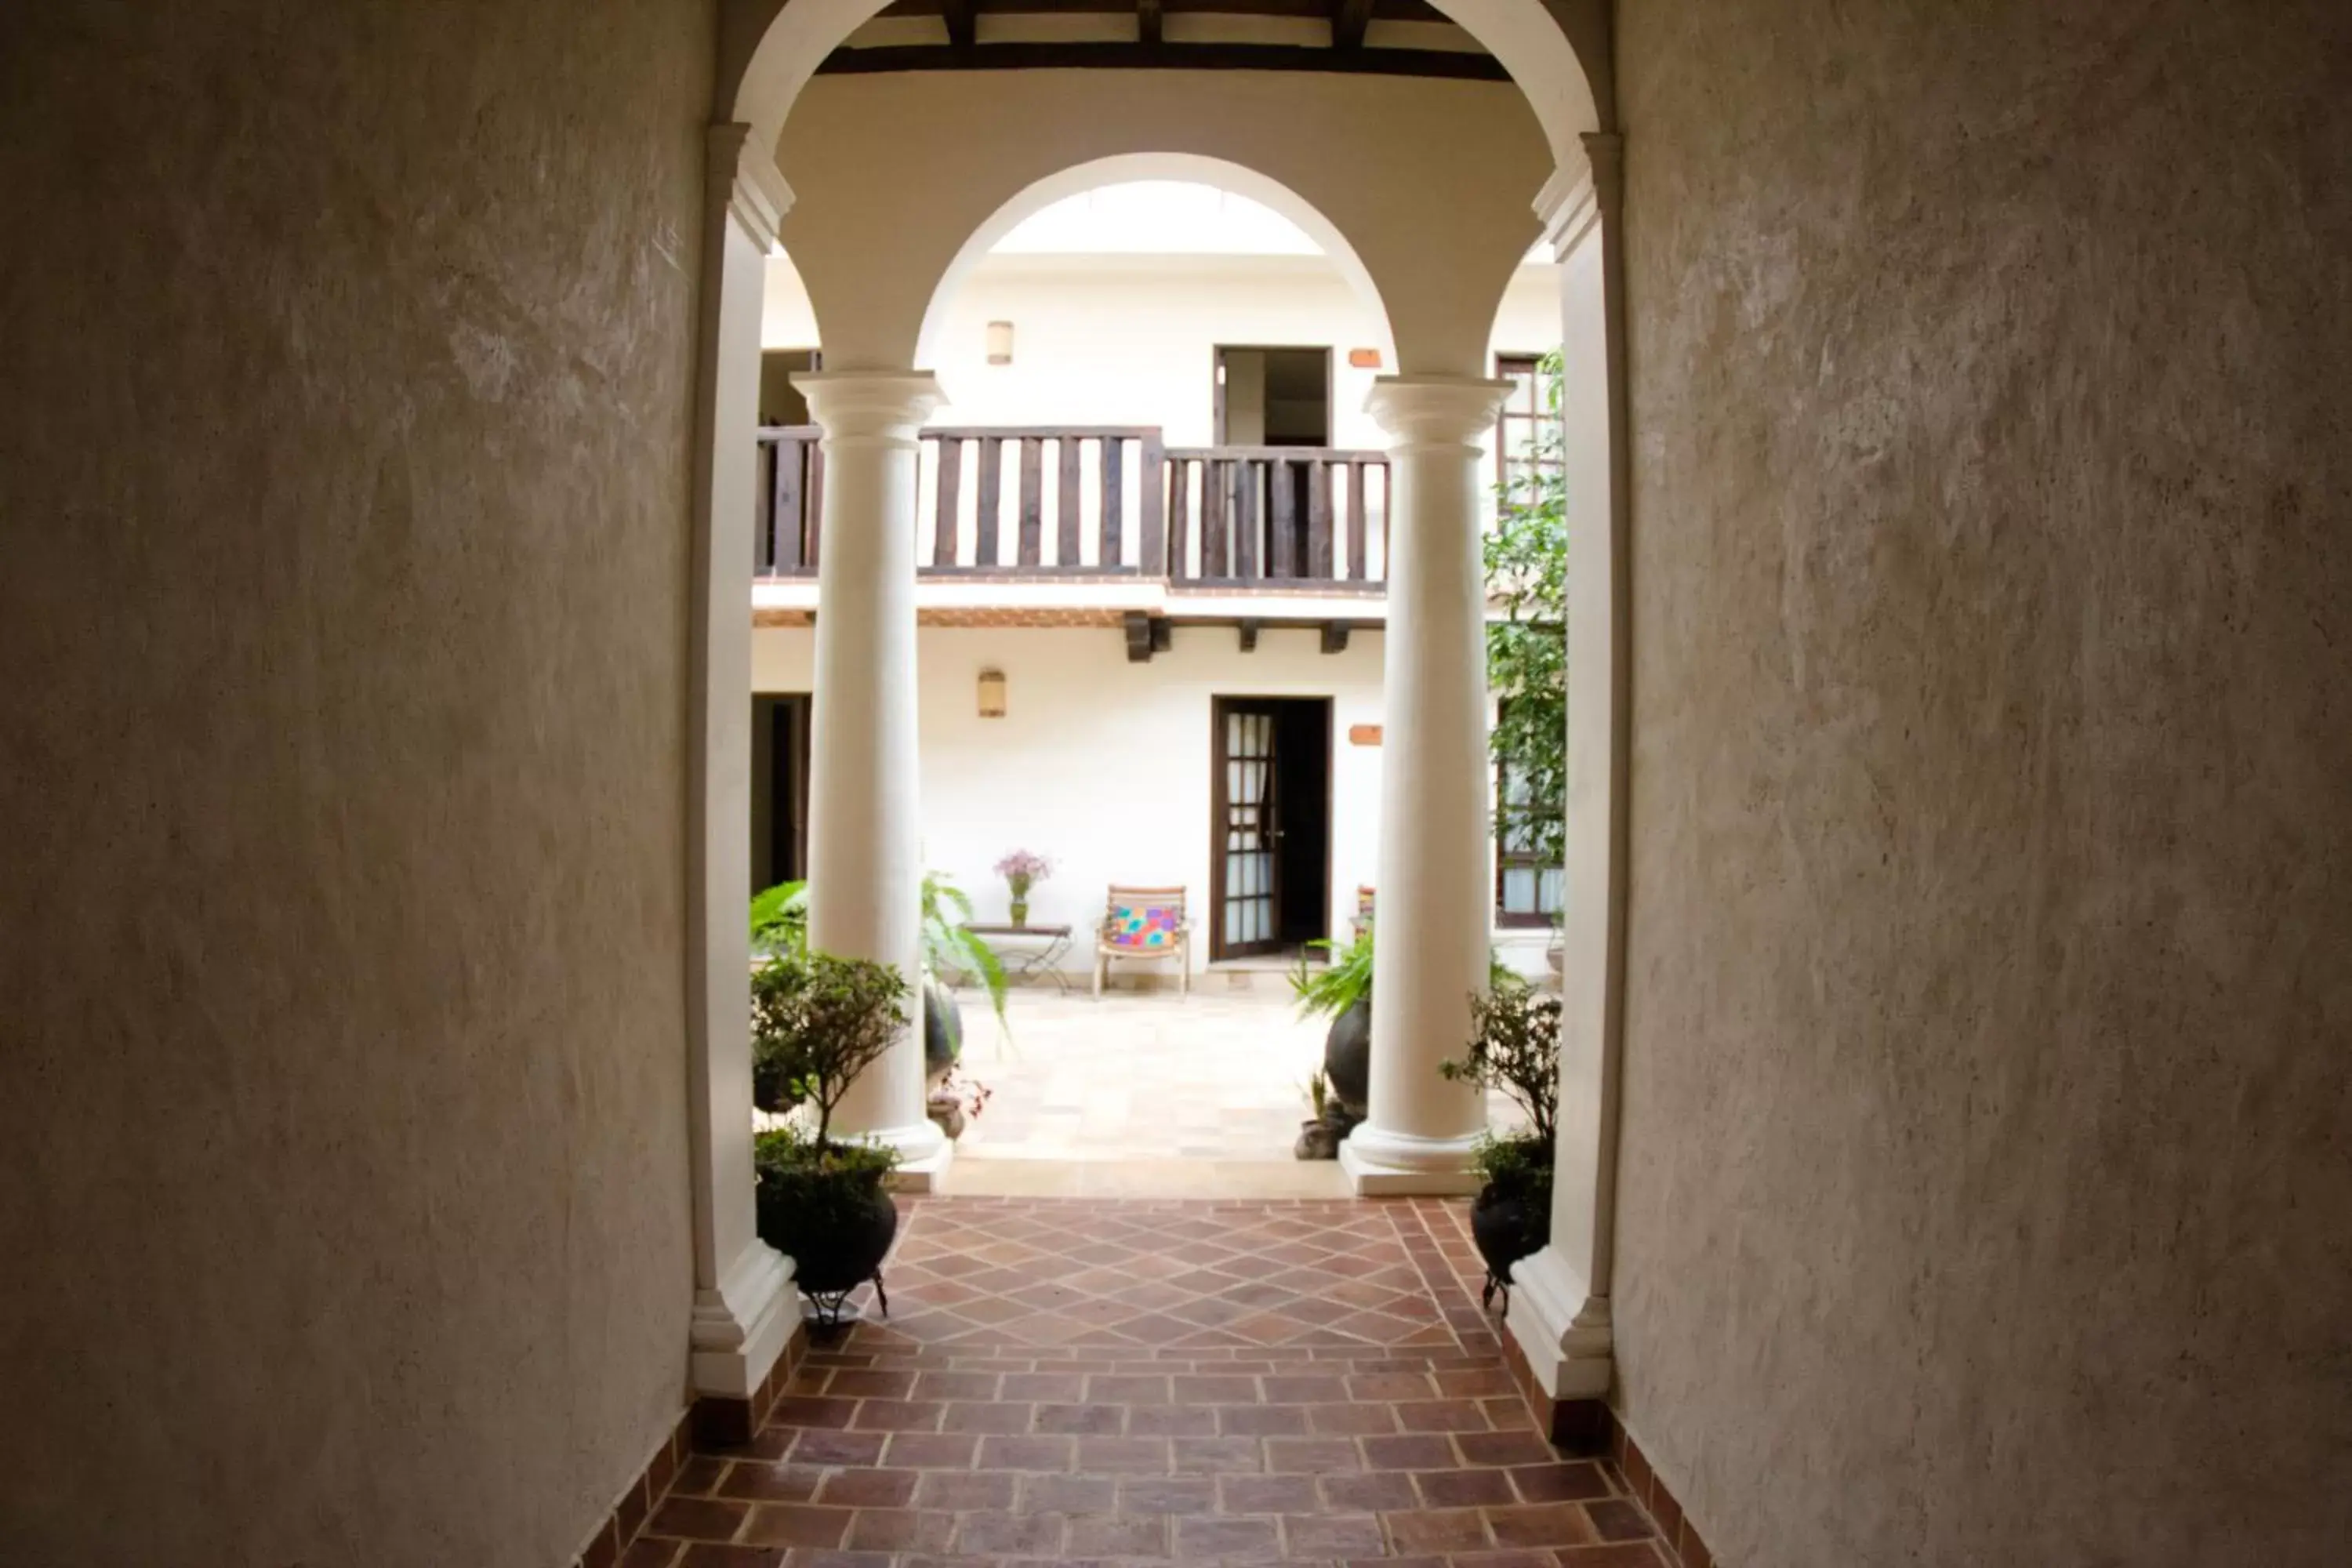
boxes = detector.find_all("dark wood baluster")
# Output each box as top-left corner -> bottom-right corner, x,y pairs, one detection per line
975,436 -> 1002,567
1099,437 -> 1124,569
1234,457 -> 1260,580
1203,456 -> 1229,579
1307,457 -> 1333,579
1347,459 -> 1369,583
1018,436 -> 1044,566
1269,456 -> 1296,579
804,442 -> 826,568
1166,453 -> 1190,579
1057,436 -> 1083,567
1140,433 -> 1167,576
932,436 -> 961,568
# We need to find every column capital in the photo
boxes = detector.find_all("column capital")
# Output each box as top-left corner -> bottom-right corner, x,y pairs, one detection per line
1364,375 -> 1512,450
796,370 -> 946,444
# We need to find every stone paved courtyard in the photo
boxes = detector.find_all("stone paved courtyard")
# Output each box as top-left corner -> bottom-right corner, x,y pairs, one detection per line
945,982 -> 1333,1166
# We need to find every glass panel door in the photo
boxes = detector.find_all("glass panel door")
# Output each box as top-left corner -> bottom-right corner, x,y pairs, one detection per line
1214,699 -> 1283,958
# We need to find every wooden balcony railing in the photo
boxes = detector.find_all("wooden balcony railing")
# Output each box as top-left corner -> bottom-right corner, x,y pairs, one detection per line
756,425 -> 1389,588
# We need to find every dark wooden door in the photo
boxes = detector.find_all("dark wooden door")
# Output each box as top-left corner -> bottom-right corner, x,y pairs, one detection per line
1214,699 -> 1284,957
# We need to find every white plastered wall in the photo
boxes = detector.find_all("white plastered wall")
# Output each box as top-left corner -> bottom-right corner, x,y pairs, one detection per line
771,71 -> 1552,375
756,624 -> 1385,971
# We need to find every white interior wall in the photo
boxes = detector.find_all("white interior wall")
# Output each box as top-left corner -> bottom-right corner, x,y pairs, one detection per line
762,249 -> 1564,459
755,623 -> 1386,971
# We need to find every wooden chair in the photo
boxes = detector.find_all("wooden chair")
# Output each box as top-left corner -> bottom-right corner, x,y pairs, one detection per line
1095,885 -> 1192,999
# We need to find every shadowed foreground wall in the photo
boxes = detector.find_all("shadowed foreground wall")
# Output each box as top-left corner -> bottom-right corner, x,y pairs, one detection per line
0,2 -> 710,1563
1609,2 -> 2352,1564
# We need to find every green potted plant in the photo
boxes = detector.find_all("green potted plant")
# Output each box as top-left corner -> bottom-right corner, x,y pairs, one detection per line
1291,930 -> 1524,1123
993,848 -> 1052,928
750,948 -> 909,1330
1290,930 -> 1376,1118
1440,979 -> 1561,1309
751,874 -> 1008,1089
1292,1069 -> 1348,1160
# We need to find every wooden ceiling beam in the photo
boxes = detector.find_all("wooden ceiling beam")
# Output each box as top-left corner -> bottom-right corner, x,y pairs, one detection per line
816,39 -> 1510,78
942,0 -> 978,47
1137,0 -> 1163,45
1331,0 -> 1374,49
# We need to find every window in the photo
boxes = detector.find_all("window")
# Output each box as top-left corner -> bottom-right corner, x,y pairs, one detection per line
1495,699 -> 1564,927
1494,352 -> 1563,498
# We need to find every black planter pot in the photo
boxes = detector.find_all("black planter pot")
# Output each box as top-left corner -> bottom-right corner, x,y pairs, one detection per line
755,1171 -> 900,1330
1322,996 -> 1371,1116
1469,1182 -> 1548,1310
924,975 -> 963,1081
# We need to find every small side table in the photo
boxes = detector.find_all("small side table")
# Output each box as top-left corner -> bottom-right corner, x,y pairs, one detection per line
964,924 -> 1076,993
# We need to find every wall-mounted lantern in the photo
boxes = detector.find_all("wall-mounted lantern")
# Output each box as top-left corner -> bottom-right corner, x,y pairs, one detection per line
978,667 -> 1007,718
985,321 -> 1014,365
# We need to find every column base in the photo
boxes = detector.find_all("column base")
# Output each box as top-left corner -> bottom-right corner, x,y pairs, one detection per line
1338,1125 -> 1485,1196
861,1118 -> 954,1195
1504,1244 -> 1615,1404
688,1237 -> 797,1408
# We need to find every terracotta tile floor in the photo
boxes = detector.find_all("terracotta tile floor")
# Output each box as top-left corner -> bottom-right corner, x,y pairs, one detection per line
635,1199 -> 1672,1566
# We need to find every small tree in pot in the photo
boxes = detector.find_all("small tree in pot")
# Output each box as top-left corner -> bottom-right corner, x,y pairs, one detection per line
1440,980 -> 1560,1309
750,949 -> 908,1331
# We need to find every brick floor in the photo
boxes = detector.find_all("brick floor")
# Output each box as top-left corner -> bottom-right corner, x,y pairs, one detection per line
643,1198 -> 1672,1566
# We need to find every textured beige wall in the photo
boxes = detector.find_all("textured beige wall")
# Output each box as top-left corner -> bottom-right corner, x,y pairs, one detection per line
1609,2 -> 2352,1564
0,3 -> 710,1564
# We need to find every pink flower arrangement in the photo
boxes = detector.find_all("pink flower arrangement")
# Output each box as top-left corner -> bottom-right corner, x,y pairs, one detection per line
993,849 -> 1054,896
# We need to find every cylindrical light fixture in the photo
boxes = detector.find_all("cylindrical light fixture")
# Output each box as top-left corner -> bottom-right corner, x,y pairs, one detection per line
985,321 -> 1014,365
977,667 -> 1007,718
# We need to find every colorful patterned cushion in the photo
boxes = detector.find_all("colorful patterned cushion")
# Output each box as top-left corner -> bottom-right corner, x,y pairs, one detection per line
1107,902 -> 1182,949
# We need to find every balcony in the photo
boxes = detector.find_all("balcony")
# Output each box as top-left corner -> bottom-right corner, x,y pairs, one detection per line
753,426 -> 1392,643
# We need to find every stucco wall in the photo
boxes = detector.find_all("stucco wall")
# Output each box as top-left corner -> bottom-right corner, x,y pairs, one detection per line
1610,2 -> 2352,1564
772,71 -> 1551,373
754,625 -> 1387,964
0,3 -> 710,1564
766,252 -> 1566,454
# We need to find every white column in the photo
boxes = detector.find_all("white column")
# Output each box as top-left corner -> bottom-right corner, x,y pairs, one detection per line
685,124 -> 796,1406
1508,134 -> 1628,1403
796,368 -> 952,1189
1341,374 -> 1513,1197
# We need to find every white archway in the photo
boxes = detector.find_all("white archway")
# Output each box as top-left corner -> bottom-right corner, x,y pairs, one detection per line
911,151 -> 1399,374
729,0 -> 1602,171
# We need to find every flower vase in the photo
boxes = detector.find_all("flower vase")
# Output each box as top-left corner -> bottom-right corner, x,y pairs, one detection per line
1010,895 -> 1029,927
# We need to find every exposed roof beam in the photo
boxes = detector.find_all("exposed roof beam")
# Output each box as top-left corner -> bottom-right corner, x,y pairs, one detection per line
817,40 -> 1511,78
1331,0 -> 1374,49
1137,0 -> 1163,45
942,0 -> 978,47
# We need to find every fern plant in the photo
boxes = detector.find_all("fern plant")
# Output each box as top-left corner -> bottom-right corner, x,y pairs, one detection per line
750,873 -> 1008,1030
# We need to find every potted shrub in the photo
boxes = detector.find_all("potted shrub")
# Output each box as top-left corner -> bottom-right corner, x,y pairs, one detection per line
750,948 -> 909,1330
752,875 -> 1007,1089
993,848 -> 1052,928
1292,929 -> 1524,1123
1440,979 -> 1561,1309
1290,930 -> 1376,1118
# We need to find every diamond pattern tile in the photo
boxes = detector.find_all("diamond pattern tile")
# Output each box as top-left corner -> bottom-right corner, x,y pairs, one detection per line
633,1198 -> 1679,1568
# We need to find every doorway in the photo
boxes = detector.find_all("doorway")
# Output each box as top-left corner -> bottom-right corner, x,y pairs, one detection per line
750,694 -> 811,893
1210,695 -> 1332,960
1213,345 -> 1332,448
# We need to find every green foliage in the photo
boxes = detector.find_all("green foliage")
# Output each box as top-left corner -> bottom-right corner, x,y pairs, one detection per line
1471,1129 -> 1555,1209
1441,983 -> 1561,1150
753,1123 -> 897,1229
752,873 -> 1009,1041
1486,349 -> 1569,871
922,871 -> 1007,1030
750,880 -> 809,957
1290,927 -> 1527,1022
750,949 -> 909,1148
1289,928 -> 1377,1021
1301,1069 -> 1332,1120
